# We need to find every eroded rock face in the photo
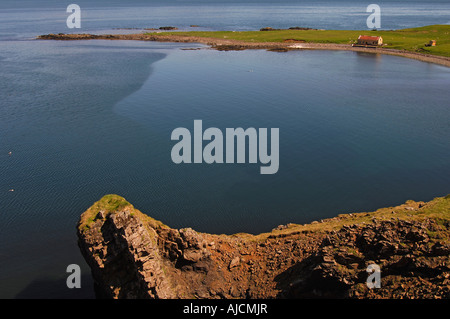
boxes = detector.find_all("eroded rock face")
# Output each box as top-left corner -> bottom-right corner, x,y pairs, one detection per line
77,204 -> 322,299
281,219 -> 450,299
77,196 -> 450,299
78,209 -> 176,298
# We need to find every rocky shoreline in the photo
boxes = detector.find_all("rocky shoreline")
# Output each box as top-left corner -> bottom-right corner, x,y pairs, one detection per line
77,194 -> 450,299
37,33 -> 450,67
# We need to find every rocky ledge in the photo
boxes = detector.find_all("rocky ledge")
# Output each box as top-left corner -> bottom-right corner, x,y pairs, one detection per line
77,194 -> 450,299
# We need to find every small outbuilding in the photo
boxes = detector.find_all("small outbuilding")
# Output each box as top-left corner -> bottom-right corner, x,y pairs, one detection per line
356,35 -> 383,46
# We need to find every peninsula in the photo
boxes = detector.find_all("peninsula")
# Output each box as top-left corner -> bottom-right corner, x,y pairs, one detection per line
38,25 -> 450,67
77,194 -> 450,299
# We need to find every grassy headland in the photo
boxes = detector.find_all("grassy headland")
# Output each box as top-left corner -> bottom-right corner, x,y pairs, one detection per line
157,24 -> 450,57
39,25 -> 450,66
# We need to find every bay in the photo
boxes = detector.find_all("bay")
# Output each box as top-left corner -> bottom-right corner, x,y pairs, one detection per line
0,0 -> 449,298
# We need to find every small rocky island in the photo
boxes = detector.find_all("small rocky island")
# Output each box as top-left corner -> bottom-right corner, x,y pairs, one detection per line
77,194 -> 450,299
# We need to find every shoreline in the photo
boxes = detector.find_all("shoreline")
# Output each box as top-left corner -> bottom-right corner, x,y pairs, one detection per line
37,33 -> 450,67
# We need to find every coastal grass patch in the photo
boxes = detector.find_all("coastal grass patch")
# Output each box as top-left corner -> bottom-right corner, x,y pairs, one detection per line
157,24 -> 450,57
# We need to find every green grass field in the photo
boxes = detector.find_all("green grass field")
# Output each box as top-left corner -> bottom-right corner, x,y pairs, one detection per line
159,25 -> 450,57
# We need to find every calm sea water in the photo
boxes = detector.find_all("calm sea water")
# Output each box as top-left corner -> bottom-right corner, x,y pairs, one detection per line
1,1 -> 450,298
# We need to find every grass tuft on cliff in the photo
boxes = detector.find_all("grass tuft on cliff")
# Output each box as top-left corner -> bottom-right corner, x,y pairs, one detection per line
94,194 -> 131,212
78,194 -> 168,233
78,194 -> 131,232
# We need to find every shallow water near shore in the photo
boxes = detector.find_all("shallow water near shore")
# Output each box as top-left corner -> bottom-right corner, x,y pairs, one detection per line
1,0 -> 450,299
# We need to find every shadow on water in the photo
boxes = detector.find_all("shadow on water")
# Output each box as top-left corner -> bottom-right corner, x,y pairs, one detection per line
0,41 -> 169,299
14,274 -> 95,299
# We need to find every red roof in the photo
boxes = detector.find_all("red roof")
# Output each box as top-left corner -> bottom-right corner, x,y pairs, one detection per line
358,35 -> 381,40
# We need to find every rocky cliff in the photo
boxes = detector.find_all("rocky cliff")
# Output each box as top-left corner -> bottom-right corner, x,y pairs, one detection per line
77,194 -> 450,299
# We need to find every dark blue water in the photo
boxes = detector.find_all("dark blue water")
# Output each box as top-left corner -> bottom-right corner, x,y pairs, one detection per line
1,1 -> 450,298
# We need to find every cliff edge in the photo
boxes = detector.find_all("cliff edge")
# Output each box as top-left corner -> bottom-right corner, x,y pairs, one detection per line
77,194 -> 450,299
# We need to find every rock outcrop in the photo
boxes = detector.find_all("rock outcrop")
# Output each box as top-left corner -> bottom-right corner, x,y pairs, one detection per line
77,195 -> 450,299
281,218 -> 450,298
